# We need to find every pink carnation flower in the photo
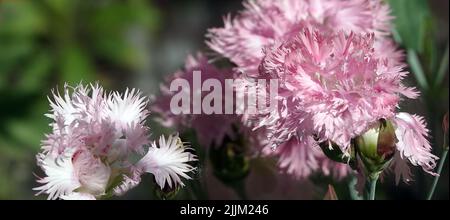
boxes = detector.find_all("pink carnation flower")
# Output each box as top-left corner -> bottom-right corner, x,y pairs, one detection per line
207,0 -> 434,181
262,30 -> 417,149
152,53 -> 264,150
259,28 -> 436,177
207,0 -> 397,75
34,84 -> 197,200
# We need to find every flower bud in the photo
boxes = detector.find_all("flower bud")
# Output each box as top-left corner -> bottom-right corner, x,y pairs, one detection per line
355,119 -> 397,176
209,135 -> 250,184
155,184 -> 181,200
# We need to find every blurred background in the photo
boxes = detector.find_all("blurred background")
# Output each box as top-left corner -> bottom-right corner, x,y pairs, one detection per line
0,0 -> 448,200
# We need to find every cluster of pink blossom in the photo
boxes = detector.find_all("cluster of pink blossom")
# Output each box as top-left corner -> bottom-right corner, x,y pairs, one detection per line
152,52 -> 350,179
207,0 -> 438,181
151,55 -> 351,180
34,84 -> 197,200
152,53 -> 266,151
207,0 -> 398,76
152,53 -> 240,149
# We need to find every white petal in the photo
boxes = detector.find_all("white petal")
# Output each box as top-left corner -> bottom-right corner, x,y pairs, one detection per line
137,134 -> 197,189
33,149 -> 81,200
113,169 -> 142,196
47,84 -> 78,125
106,88 -> 148,130
60,192 -> 96,200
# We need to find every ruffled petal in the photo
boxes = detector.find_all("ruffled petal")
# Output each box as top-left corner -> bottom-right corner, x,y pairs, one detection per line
137,134 -> 197,189
33,150 -> 81,200
393,113 -> 438,175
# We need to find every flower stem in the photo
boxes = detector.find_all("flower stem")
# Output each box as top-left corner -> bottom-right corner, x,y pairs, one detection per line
427,147 -> 449,200
369,177 -> 378,200
348,175 -> 362,200
365,174 -> 379,200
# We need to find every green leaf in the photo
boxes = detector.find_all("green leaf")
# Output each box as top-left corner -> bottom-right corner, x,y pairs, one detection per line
85,1 -> 159,69
5,120 -> 44,150
17,50 -> 53,93
0,37 -> 36,73
87,3 -> 137,34
3,100 -> 50,152
42,0 -> 75,16
0,1 -> 47,36
387,0 -> 432,53
86,0 -> 160,34
128,0 -> 161,32
59,46 -> 96,84
0,135 -> 29,159
91,34 -> 143,69
407,49 -> 429,91
434,43 -> 449,88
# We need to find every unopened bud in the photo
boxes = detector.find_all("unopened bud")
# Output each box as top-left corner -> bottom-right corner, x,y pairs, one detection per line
209,135 -> 250,184
155,184 -> 181,200
355,119 -> 397,176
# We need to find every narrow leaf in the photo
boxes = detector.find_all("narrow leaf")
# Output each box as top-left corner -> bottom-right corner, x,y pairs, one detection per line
434,43 -> 449,88
407,49 -> 429,91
